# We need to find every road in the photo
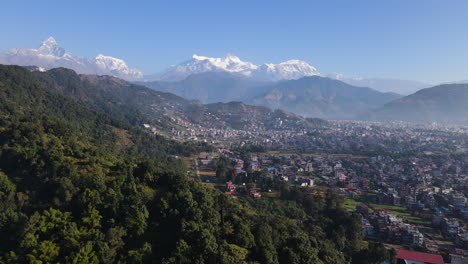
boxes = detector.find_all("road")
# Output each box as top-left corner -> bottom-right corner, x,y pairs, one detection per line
194,158 -> 201,180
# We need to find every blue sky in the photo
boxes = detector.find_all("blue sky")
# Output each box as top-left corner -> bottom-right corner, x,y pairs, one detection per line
1,0 -> 468,83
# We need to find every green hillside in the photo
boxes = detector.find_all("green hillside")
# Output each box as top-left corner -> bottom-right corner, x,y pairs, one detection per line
0,65 -> 391,264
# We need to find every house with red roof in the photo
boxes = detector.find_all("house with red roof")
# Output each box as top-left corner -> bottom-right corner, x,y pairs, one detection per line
396,249 -> 444,264
225,182 -> 236,194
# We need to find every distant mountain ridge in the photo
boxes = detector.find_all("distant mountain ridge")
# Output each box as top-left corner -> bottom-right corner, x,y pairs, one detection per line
140,72 -> 402,120
251,76 -> 402,120
0,37 -> 143,80
149,54 -> 321,82
137,72 -> 272,103
25,66 -> 313,131
1,37 -> 437,97
0,37 -> 322,83
368,83 -> 468,124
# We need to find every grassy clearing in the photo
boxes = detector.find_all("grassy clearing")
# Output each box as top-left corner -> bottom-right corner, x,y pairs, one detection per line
199,167 -> 216,177
344,198 -> 364,212
263,191 -> 280,198
181,155 -> 197,167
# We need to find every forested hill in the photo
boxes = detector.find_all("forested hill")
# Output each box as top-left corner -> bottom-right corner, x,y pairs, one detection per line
31,67 -> 313,131
0,65 -> 392,263
0,65 -> 210,157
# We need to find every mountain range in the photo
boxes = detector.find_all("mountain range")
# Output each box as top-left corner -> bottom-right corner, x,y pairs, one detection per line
0,37 -> 320,82
0,37 -> 144,80
26,66 -> 312,131
1,37 -> 429,94
148,54 -> 321,82
140,70 -> 468,124
140,72 -> 402,120
4,61 -> 468,126
136,72 -> 271,103
251,76 -> 402,120
1,37 -> 467,125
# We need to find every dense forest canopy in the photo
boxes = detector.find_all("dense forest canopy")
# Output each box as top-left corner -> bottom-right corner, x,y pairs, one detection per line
0,65 -> 394,263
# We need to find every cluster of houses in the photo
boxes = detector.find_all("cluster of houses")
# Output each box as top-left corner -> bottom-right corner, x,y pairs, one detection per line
181,120 -> 468,262
224,181 -> 262,199
359,208 -> 424,247
357,206 -> 468,263
220,149 -> 468,259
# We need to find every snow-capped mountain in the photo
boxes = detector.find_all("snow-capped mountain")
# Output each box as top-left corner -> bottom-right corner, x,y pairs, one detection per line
0,37 -> 143,80
256,60 -> 320,80
153,54 -> 320,81
38,37 -> 66,57
153,54 -> 258,81
95,54 -> 143,79
0,37 -> 431,93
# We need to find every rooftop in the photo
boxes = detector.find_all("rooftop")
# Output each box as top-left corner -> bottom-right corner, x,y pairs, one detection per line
396,249 -> 444,264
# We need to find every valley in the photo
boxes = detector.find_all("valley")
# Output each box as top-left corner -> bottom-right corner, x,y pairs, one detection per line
0,27 -> 467,263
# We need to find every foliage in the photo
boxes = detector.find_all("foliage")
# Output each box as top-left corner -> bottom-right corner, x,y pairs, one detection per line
0,65 -> 391,263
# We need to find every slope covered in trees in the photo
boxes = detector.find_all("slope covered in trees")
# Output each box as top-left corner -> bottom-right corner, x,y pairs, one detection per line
0,65 -> 392,263
30,68 -> 312,132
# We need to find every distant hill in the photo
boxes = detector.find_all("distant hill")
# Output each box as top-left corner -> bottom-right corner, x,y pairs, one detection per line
251,76 -> 401,120
368,83 -> 468,124
200,101 -> 311,130
139,73 -> 401,120
28,67 -> 313,131
137,72 -> 271,103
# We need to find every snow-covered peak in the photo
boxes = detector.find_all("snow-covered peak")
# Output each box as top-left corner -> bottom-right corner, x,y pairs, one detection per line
190,54 -> 258,72
157,54 -> 319,81
281,59 -> 305,65
37,36 -> 65,57
257,59 -> 320,80
192,54 -> 209,61
43,36 -> 57,45
95,54 -> 143,80
192,53 -> 241,63
225,53 -> 242,63
156,54 -> 260,81
95,54 -> 126,66
0,37 -> 145,80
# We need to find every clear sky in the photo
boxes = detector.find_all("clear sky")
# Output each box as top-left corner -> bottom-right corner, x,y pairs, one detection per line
1,0 -> 467,83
